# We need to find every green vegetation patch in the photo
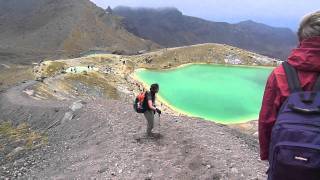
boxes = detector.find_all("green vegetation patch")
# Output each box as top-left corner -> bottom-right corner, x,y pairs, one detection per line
0,122 -> 48,150
43,61 -> 67,77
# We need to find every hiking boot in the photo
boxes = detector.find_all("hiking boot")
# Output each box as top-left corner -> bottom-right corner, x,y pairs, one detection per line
147,132 -> 160,138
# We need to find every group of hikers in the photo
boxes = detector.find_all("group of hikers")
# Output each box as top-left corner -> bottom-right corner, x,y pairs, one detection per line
67,65 -> 96,74
134,11 -> 320,180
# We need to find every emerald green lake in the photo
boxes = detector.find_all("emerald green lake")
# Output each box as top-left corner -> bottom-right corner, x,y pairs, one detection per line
135,64 -> 273,124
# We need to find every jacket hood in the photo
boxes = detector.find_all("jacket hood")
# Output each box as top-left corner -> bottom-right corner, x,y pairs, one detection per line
288,36 -> 320,72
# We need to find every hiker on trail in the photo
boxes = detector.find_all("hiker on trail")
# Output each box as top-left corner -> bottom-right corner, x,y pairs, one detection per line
258,11 -> 320,180
144,84 -> 161,137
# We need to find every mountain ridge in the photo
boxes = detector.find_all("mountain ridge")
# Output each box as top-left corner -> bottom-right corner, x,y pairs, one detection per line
114,6 -> 298,60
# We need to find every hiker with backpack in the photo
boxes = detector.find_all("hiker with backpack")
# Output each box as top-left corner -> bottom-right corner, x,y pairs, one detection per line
258,11 -> 320,180
134,83 -> 161,137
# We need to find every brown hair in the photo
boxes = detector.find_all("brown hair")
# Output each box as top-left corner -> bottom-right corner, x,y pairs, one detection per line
298,11 -> 320,41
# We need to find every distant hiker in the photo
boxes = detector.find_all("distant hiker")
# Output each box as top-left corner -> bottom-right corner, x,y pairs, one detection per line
134,84 -> 161,137
106,6 -> 113,14
258,11 -> 320,180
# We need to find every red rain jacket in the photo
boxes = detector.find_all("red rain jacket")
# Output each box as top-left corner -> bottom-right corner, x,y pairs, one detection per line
258,36 -> 320,160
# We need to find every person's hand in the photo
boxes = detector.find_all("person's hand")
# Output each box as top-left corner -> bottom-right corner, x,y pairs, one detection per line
156,108 -> 161,115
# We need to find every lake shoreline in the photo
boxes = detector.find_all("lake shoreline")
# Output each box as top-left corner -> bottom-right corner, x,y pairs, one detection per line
132,68 -> 260,137
131,63 -> 272,126
134,62 -> 275,73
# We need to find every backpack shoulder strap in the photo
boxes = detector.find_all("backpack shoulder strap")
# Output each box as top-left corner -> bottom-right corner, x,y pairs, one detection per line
313,75 -> 320,91
143,91 -> 149,102
282,61 -> 302,93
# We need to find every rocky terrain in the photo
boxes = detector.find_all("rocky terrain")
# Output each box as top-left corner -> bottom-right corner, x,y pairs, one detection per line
0,43 -> 275,179
0,81 -> 268,179
114,6 -> 297,60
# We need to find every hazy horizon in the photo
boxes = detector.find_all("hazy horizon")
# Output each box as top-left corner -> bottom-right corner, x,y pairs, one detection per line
91,0 -> 320,31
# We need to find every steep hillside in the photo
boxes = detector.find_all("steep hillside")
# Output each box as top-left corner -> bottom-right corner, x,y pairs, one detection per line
0,0 -> 158,64
114,6 -> 297,60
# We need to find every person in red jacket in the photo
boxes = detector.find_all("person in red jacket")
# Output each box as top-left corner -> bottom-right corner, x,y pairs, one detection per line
259,11 -> 320,160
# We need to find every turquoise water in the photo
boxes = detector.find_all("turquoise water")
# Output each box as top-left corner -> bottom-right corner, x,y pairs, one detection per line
135,64 -> 273,124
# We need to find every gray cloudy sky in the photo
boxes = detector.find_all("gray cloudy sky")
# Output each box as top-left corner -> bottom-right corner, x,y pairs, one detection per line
90,0 -> 320,30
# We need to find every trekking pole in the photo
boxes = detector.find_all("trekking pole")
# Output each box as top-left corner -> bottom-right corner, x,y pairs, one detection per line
158,114 -> 161,135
